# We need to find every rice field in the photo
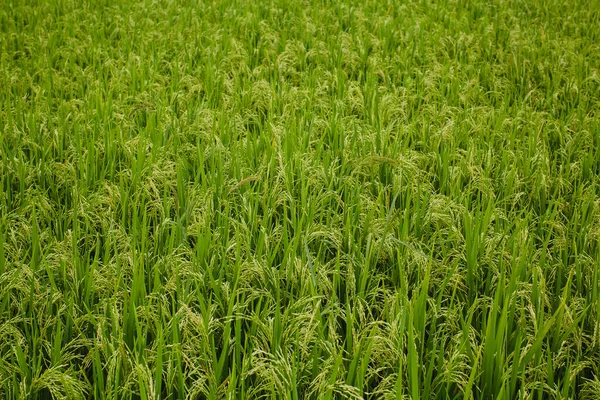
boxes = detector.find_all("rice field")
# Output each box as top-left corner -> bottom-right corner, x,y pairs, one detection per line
1,0 -> 600,398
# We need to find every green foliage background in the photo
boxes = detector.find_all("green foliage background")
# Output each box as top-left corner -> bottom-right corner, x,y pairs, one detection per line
1,0 -> 600,398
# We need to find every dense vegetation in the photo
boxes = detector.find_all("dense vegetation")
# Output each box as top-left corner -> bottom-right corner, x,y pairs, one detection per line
1,0 -> 600,398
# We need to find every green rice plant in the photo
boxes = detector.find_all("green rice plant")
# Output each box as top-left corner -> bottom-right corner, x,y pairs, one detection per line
1,0 -> 600,398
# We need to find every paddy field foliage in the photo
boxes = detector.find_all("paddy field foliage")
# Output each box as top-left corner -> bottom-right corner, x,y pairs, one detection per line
1,0 -> 600,398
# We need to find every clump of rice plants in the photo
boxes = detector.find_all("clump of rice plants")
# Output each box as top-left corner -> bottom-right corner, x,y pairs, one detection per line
1,0 -> 600,398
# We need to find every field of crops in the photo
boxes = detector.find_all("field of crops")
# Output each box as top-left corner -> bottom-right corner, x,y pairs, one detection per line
1,0 -> 600,398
